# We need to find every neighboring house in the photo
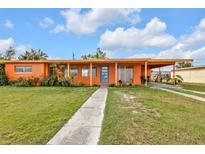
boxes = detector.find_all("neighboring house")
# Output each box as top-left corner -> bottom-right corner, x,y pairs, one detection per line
4,58 -> 192,86
172,66 -> 205,83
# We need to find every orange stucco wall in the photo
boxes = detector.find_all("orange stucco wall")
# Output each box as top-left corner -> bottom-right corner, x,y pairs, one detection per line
71,64 -> 116,85
5,63 -> 46,80
72,64 -> 100,85
5,62 -> 143,85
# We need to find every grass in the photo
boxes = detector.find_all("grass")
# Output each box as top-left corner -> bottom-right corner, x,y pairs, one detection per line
99,87 -> 205,144
0,86 -> 97,144
181,82 -> 205,92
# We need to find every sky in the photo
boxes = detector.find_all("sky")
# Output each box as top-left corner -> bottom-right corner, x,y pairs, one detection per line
0,8 -> 205,66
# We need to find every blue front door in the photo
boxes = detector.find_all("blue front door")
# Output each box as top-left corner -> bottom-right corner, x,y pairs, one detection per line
100,66 -> 109,84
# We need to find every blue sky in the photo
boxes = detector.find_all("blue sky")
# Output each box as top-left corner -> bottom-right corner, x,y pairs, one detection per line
0,8 -> 205,65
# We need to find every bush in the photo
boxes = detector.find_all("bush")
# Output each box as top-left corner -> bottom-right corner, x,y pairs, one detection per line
41,77 -> 50,86
0,64 -> 8,86
13,77 -> 31,87
61,77 -> 71,87
28,77 -> 41,86
8,80 -> 16,86
0,64 -> 5,75
0,75 -> 8,86
48,76 -> 57,86
41,76 -> 72,87
109,84 -> 116,87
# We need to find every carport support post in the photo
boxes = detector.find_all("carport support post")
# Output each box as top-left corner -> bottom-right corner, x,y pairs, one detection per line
115,62 -> 118,86
67,63 -> 70,77
145,61 -> 148,86
173,63 -> 176,85
90,63 -> 93,86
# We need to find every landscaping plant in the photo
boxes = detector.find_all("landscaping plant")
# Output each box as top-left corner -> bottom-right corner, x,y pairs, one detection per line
0,64 -> 8,86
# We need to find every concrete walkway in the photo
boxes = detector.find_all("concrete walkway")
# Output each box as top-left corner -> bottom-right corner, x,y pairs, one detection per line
152,87 -> 205,102
179,88 -> 205,95
47,87 -> 108,145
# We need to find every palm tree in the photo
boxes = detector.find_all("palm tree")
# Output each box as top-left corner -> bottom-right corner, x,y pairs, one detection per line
18,51 -> 32,60
81,54 -> 94,60
176,62 -> 193,68
35,49 -> 48,60
18,49 -> 48,60
95,48 -> 106,59
4,46 -> 16,60
81,48 -> 107,60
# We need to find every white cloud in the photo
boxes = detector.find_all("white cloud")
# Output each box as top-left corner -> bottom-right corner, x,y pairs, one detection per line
104,50 -> 117,58
0,37 -> 14,52
40,17 -> 54,28
129,17 -> 205,65
51,25 -> 65,33
4,20 -> 14,29
15,44 -> 31,54
52,8 -> 141,35
157,18 -> 205,64
99,17 -> 177,51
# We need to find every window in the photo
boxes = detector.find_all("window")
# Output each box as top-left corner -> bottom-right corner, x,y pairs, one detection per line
71,67 -> 78,77
15,66 -> 32,73
117,66 -> 133,84
82,67 -> 89,77
92,67 -> 97,77
82,67 -> 97,77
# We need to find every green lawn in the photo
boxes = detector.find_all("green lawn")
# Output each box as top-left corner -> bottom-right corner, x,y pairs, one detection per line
0,86 -> 97,144
99,87 -> 205,144
181,82 -> 205,92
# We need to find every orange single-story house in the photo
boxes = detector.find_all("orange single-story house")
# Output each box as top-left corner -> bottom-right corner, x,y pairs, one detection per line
4,58 -> 193,86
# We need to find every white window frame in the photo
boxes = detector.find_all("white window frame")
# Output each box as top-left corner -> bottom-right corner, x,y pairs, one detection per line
82,67 -> 89,77
92,67 -> 97,77
15,66 -> 32,74
82,67 -> 97,77
71,67 -> 78,77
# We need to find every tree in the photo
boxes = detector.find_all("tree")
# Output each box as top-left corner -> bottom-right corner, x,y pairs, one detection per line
36,49 -> 48,60
95,48 -> 106,59
18,49 -> 48,60
81,48 -> 107,60
81,54 -> 94,60
0,53 -> 4,60
4,46 -> 16,60
176,62 -> 193,68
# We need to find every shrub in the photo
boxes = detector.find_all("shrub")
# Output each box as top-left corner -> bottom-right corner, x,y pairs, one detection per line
0,75 -> 8,86
93,84 -> 100,87
8,80 -> 16,86
41,76 -> 72,87
0,64 -> 8,86
13,77 -> 31,87
61,77 -> 72,87
0,64 -> 5,75
28,77 -> 41,86
48,76 -> 57,86
109,84 -> 116,87
41,77 -> 50,86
